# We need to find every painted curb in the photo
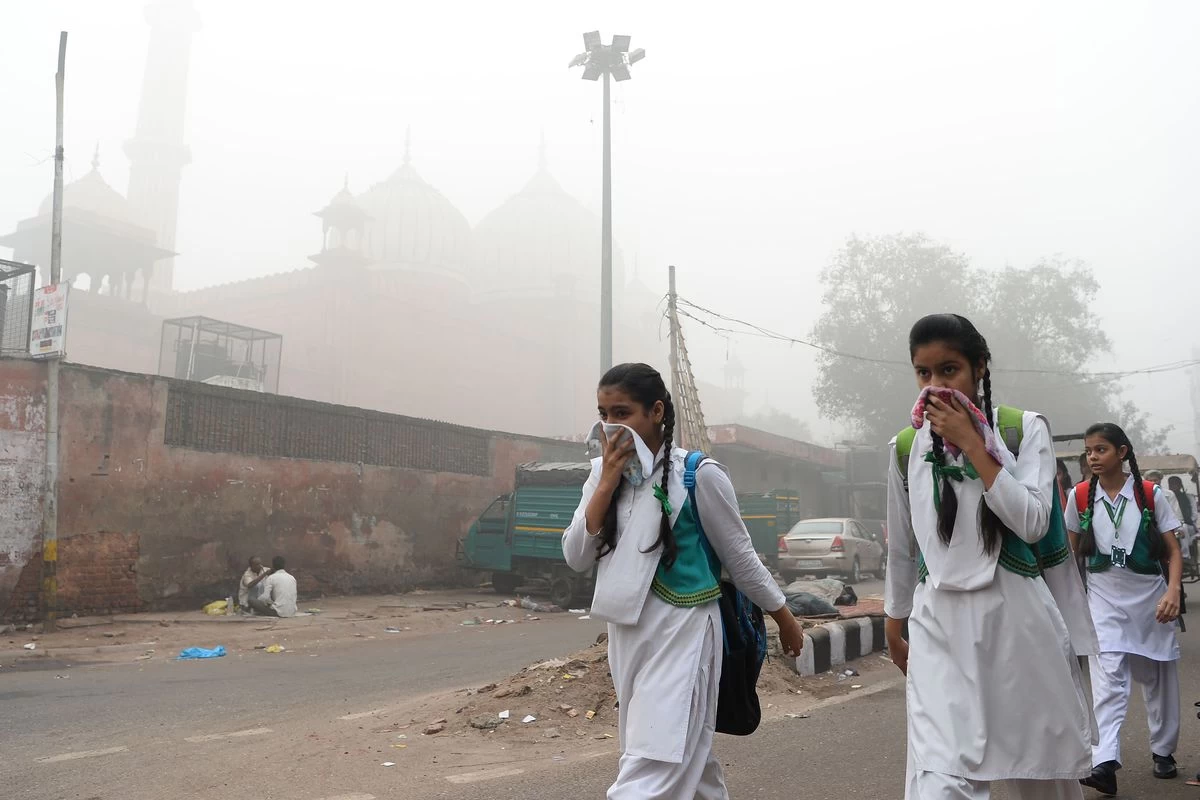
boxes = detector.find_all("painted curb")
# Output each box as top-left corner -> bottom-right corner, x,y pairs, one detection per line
788,616 -> 886,676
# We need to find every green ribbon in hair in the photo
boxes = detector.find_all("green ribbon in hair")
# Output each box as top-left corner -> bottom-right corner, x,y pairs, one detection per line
653,483 -> 673,516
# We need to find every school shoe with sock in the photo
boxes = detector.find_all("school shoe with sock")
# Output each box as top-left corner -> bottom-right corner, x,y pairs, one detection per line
1080,761 -> 1118,796
1153,753 -> 1178,779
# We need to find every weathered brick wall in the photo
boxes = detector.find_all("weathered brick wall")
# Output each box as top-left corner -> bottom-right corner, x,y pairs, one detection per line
0,359 -> 46,622
58,532 -> 142,615
44,363 -> 581,616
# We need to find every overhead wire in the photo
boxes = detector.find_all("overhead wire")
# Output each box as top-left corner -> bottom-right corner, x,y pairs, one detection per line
674,296 -> 1200,383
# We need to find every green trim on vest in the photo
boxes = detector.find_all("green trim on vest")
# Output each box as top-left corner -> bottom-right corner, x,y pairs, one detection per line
651,494 -> 722,608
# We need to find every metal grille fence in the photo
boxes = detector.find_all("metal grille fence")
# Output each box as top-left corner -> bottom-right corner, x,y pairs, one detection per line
0,260 -> 36,357
163,381 -> 495,476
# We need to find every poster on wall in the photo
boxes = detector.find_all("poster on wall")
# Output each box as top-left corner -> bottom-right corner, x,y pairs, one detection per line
29,282 -> 69,359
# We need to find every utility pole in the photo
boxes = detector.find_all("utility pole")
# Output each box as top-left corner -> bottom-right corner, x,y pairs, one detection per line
569,32 -> 646,373
666,265 -> 709,451
50,32 -> 66,286
668,265 -> 679,391
42,31 -> 68,631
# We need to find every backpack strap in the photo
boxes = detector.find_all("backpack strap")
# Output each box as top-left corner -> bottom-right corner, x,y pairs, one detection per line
896,427 -> 917,490
684,450 -> 712,569
995,405 -> 1024,459
1074,481 -> 1091,514
1135,480 -> 1156,513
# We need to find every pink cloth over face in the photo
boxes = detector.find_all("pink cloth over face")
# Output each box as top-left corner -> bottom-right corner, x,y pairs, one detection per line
910,386 -> 1005,466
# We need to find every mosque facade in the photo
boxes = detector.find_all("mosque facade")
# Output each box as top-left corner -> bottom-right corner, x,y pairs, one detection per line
0,0 -> 666,441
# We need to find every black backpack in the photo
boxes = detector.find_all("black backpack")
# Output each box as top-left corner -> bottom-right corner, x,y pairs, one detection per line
686,451 -> 769,736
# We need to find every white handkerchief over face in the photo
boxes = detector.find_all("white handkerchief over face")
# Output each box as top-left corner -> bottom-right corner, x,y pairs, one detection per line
586,421 -> 656,487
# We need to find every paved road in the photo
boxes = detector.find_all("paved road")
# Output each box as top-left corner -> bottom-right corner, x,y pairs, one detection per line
12,577 -> 1199,800
0,614 -> 609,800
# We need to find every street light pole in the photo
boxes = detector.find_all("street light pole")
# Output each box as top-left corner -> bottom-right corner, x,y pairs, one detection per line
570,32 -> 645,374
600,69 -> 612,372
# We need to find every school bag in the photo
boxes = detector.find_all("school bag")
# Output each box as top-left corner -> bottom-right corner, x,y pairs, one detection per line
686,450 -> 769,737
896,405 -> 1072,576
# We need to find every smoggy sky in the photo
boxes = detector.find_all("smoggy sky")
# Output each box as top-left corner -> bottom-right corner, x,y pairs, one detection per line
3,1 -> 1198,451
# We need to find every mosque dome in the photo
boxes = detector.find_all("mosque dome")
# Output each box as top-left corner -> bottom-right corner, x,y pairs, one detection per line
470,142 -> 623,300
355,138 -> 470,277
39,147 -> 146,234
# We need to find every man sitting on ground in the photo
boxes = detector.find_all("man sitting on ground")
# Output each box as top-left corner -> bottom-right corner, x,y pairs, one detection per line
238,556 -> 270,612
249,557 -> 297,618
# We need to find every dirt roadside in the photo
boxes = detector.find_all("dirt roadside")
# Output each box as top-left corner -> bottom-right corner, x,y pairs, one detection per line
322,632 -> 895,787
0,588 -> 550,668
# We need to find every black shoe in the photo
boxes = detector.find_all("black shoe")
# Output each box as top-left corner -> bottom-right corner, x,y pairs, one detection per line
1080,761 -> 1119,796
1153,753 -> 1178,779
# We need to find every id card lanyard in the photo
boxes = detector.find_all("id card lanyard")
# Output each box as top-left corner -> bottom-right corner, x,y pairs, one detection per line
1105,495 -> 1129,568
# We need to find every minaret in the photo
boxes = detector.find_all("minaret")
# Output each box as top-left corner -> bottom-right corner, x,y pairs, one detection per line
124,0 -> 201,298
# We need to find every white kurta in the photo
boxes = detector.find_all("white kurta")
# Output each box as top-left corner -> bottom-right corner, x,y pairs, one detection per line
1063,479 -> 1181,661
885,412 -> 1092,783
563,446 -> 785,797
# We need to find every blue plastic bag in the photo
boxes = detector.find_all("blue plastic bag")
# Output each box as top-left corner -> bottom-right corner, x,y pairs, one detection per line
178,645 -> 226,660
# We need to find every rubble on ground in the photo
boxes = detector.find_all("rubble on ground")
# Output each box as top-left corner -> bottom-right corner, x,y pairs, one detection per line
416,632 -> 812,743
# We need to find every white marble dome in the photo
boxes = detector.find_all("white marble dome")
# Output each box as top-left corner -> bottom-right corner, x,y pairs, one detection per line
470,157 -> 623,301
356,156 -> 470,277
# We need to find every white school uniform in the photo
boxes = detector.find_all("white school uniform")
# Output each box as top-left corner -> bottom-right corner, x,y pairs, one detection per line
1064,477 -> 1182,766
562,447 -> 785,800
885,411 -> 1092,799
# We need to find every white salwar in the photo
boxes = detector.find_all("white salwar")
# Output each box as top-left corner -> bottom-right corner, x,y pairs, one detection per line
1064,478 -> 1182,767
886,411 -> 1093,800
563,447 -> 786,800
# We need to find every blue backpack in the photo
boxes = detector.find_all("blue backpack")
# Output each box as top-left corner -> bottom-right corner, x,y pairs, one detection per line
685,451 -> 769,736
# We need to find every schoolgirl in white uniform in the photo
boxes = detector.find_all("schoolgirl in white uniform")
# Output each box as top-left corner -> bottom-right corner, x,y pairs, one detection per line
885,314 -> 1094,800
1063,422 -> 1183,795
562,363 -> 806,799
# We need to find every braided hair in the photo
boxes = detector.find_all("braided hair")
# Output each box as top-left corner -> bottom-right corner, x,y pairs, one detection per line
909,313 -> 1006,554
1078,422 -> 1165,560
595,364 -> 679,569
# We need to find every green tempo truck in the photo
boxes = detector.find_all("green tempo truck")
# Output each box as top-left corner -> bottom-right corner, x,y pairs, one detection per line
457,461 -> 806,606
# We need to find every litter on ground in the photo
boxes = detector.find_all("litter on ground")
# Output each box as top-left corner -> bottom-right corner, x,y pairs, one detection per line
178,646 -> 227,660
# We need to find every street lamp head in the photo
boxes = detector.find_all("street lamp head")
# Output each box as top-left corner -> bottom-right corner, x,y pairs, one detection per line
570,33 -> 646,80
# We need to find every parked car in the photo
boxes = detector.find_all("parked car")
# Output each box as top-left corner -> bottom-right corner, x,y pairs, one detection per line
777,517 -> 885,583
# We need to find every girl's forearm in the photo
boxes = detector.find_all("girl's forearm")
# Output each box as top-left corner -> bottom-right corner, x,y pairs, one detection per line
584,480 -> 618,535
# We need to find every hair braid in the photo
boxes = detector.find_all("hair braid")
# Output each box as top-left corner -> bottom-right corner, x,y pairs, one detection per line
1078,474 -> 1100,557
647,394 -> 679,569
931,432 -> 958,546
981,368 -> 995,431
975,367 -> 1002,555
1126,450 -> 1165,560
597,481 -> 623,560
